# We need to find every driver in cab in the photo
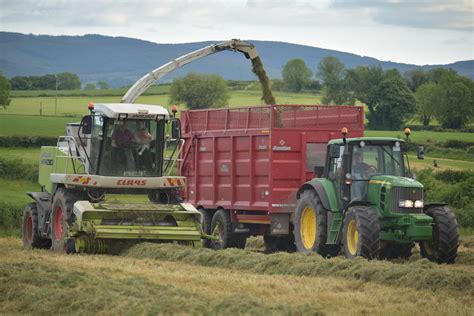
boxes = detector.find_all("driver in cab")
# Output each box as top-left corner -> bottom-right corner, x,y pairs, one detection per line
351,150 -> 376,201
111,120 -> 135,170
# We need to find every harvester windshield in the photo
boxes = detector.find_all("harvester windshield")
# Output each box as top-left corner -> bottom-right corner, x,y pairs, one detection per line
89,117 -> 165,177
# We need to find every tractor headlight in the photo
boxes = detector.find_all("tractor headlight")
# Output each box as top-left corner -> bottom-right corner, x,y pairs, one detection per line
398,200 -> 414,208
414,200 -> 424,208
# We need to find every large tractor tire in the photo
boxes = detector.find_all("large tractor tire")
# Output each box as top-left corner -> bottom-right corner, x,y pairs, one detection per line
209,209 -> 246,250
343,206 -> 380,260
22,203 -> 51,249
198,207 -> 212,248
294,190 -> 340,257
420,205 -> 459,264
51,188 -> 85,253
264,234 -> 296,253
380,242 -> 414,259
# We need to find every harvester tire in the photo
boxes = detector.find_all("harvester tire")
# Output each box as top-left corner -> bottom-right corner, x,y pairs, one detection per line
209,209 -> 246,250
51,188 -> 85,253
22,203 -> 51,249
198,207 -> 212,248
420,205 -> 459,264
294,190 -> 338,257
343,206 -> 380,260
379,242 -> 414,259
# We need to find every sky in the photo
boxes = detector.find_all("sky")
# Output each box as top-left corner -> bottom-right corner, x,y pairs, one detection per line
0,0 -> 472,65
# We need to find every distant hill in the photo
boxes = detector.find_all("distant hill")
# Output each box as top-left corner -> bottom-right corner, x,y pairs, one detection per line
0,32 -> 472,87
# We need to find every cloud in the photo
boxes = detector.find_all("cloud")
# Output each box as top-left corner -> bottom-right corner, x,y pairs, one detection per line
331,0 -> 473,31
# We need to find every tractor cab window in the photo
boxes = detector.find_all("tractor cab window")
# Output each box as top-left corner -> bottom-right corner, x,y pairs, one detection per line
98,118 -> 164,177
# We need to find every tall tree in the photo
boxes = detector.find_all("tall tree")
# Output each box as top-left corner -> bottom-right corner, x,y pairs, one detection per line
57,72 -> 81,90
84,83 -> 96,90
0,72 -> 11,109
317,56 -> 353,104
415,82 -> 443,126
169,73 -> 229,110
97,81 -> 110,90
282,59 -> 312,92
404,68 -> 427,92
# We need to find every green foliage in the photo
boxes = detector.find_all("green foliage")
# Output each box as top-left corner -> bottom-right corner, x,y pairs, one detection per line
282,58 -> 312,92
0,202 -> 23,232
0,136 -> 57,147
0,157 -> 38,181
0,73 -> 11,109
317,56 -> 353,104
57,72 -> 81,90
415,82 -> 443,126
97,81 -> 110,90
169,73 -> 229,110
84,82 -> 97,90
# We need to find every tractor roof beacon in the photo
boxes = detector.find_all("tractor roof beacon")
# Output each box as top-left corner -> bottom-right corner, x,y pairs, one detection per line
294,129 -> 459,263
22,39 -> 267,254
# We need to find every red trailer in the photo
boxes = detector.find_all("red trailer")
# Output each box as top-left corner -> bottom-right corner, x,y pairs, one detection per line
178,105 -> 364,249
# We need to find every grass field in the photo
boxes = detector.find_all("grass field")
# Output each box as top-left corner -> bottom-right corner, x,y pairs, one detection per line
1,237 -> 473,315
365,130 -> 474,143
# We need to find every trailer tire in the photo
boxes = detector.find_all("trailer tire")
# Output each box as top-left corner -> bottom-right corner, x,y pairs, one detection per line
198,207 -> 212,248
51,188 -> 85,253
420,205 -> 459,264
264,234 -> 296,253
343,206 -> 380,260
380,242 -> 414,259
209,209 -> 246,250
294,190 -> 337,256
22,203 -> 51,249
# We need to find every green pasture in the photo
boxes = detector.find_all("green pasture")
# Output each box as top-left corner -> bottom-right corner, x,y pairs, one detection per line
0,147 -> 40,164
365,130 -> 474,143
409,155 -> 474,170
0,115 -> 76,137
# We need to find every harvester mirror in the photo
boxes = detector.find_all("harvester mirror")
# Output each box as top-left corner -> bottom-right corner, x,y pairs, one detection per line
171,119 -> 181,140
417,146 -> 425,160
328,145 -> 340,159
80,115 -> 92,134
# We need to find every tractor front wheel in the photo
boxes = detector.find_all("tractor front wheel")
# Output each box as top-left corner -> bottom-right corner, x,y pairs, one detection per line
420,205 -> 458,264
22,203 -> 51,249
343,206 -> 380,259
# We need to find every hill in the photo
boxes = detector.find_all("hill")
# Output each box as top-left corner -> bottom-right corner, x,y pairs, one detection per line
1,32 -> 472,87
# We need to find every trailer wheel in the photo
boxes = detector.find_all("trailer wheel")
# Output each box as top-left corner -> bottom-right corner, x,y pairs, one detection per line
379,242 -> 414,259
51,188 -> 85,253
22,203 -> 51,249
343,206 -> 380,260
420,205 -> 458,264
264,234 -> 296,253
209,209 -> 245,250
198,207 -> 212,248
294,190 -> 337,256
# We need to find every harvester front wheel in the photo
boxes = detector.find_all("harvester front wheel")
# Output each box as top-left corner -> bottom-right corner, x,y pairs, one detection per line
294,190 -> 337,256
22,203 -> 51,249
51,188 -> 84,253
343,206 -> 380,260
420,205 -> 459,264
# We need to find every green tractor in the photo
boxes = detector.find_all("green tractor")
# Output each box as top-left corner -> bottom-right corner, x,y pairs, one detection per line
294,129 -> 459,263
22,103 -> 203,254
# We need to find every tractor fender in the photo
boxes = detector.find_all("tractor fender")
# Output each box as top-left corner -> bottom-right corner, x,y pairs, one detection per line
26,192 -> 52,233
423,202 -> 447,212
297,180 -> 334,212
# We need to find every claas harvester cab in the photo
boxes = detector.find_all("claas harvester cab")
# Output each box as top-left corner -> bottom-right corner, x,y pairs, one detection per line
294,128 -> 459,263
22,103 -> 203,254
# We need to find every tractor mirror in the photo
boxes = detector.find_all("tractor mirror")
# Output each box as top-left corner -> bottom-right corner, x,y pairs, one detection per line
81,115 -> 92,134
314,166 -> 324,177
171,119 -> 181,140
328,145 -> 339,159
417,146 -> 425,160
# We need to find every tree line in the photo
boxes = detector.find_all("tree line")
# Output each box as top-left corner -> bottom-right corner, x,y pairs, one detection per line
7,72 -> 111,91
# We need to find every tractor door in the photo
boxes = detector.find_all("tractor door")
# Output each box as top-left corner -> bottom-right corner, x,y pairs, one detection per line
325,144 -> 346,209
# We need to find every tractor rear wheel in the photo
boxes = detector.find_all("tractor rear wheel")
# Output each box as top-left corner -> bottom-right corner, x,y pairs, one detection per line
294,190 -> 338,257
51,188 -> 85,253
22,203 -> 51,249
343,206 -> 380,260
420,205 -> 458,264
209,209 -> 246,250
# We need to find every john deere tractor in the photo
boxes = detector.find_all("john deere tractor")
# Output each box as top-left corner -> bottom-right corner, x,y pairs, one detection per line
22,103 -> 203,254
294,129 -> 459,263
